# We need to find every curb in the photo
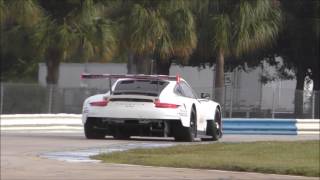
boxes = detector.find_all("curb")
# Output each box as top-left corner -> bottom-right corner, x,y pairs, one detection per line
1,114 -> 319,135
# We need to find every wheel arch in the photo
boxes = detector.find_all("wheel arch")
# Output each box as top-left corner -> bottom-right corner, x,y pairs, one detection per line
191,103 -> 199,124
204,104 -> 222,140
191,103 -> 197,115
186,103 -> 197,128
215,105 -> 222,131
206,104 -> 222,129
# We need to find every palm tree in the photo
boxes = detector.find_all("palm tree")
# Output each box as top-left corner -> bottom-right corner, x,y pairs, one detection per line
203,0 -> 281,104
118,0 -> 197,75
156,1 -> 197,75
277,0 -> 319,117
1,0 -> 44,81
33,0 -> 118,84
69,0 -> 118,63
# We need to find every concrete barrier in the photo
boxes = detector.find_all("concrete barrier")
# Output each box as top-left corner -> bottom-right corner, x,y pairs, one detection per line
1,114 -> 82,126
0,114 -> 82,132
1,114 -> 319,135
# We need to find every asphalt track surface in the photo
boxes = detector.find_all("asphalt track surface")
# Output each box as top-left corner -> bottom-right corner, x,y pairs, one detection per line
1,131 -> 319,180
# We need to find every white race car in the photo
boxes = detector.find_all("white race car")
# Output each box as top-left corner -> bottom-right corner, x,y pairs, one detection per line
81,74 -> 222,142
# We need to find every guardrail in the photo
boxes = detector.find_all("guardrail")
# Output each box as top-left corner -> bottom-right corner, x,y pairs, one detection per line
223,118 -> 320,135
1,114 -> 319,135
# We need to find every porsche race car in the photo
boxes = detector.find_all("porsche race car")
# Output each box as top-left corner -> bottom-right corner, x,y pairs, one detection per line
81,74 -> 222,142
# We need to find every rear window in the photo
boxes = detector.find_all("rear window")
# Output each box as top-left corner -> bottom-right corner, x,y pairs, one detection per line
113,79 -> 169,96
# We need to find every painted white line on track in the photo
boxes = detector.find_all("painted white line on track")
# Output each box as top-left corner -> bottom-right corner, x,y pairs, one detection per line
1,126 -> 83,131
1,119 -> 82,126
2,130 -> 83,133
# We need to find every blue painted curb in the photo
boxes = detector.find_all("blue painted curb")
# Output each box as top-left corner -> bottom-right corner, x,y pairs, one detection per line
222,118 -> 299,135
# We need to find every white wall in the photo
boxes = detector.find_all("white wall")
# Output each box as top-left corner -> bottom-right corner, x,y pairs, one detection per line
261,80 -> 296,111
228,68 -> 263,110
39,63 -> 127,89
39,63 -> 215,91
38,62 -> 296,111
169,65 -> 214,95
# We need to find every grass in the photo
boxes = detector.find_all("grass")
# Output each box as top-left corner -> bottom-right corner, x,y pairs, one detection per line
92,140 -> 320,177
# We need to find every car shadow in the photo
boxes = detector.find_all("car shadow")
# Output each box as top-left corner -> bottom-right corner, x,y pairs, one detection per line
103,136 -> 176,142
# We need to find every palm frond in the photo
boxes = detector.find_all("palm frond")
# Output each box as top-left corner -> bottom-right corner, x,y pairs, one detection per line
7,0 -> 43,27
155,29 -> 173,60
57,20 -> 77,60
234,0 -> 281,56
210,14 -> 231,55
80,0 -> 98,25
126,4 -> 164,55
125,1 -> 197,63
0,0 -> 8,26
94,18 -> 118,61
169,8 -> 197,60
66,0 -> 118,62
32,17 -> 56,56
158,0 -> 189,16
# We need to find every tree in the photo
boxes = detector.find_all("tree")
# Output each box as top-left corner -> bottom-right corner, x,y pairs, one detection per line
1,0 -> 118,84
34,0 -> 118,84
193,0 -> 281,104
276,0 -> 319,117
0,0 -> 43,82
113,0 -> 197,75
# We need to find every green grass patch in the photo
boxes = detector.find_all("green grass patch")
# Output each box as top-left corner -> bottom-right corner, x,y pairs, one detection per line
92,140 -> 320,177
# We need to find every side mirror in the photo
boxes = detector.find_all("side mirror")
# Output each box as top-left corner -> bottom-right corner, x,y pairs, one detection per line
200,93 -> 210,99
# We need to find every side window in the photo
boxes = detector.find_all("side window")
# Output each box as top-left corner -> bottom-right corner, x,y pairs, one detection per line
180,82 -> 196,99
174,84 -> 184,96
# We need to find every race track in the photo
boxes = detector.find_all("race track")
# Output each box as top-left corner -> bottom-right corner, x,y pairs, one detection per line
1,131 -> 319,180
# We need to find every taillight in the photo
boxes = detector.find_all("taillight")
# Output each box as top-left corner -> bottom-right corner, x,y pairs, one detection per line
90,99 -> 109,106
154,99 -> 179,108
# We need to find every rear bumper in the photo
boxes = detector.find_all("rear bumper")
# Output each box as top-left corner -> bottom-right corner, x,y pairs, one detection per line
83,106 -> 184,123
85,117 -> 182,137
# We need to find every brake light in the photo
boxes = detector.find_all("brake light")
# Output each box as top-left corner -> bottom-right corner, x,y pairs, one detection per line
176,74 -> 181,83
90,99 -> 109,106
154,99 -> 179,108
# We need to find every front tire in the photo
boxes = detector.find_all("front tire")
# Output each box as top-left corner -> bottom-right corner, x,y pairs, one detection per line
84,118 -> 105,139
207,109 -> 222,141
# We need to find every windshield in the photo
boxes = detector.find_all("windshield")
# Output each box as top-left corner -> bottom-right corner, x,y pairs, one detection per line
113,79 -> 169,96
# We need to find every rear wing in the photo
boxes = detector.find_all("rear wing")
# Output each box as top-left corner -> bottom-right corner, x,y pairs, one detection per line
81,73 -> 181,94
81,73 -> 180,81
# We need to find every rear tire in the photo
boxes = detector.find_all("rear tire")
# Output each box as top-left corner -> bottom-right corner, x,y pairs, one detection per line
84,118 -> 105,139
207,109 -> 222,141
174,108 -> 197,142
